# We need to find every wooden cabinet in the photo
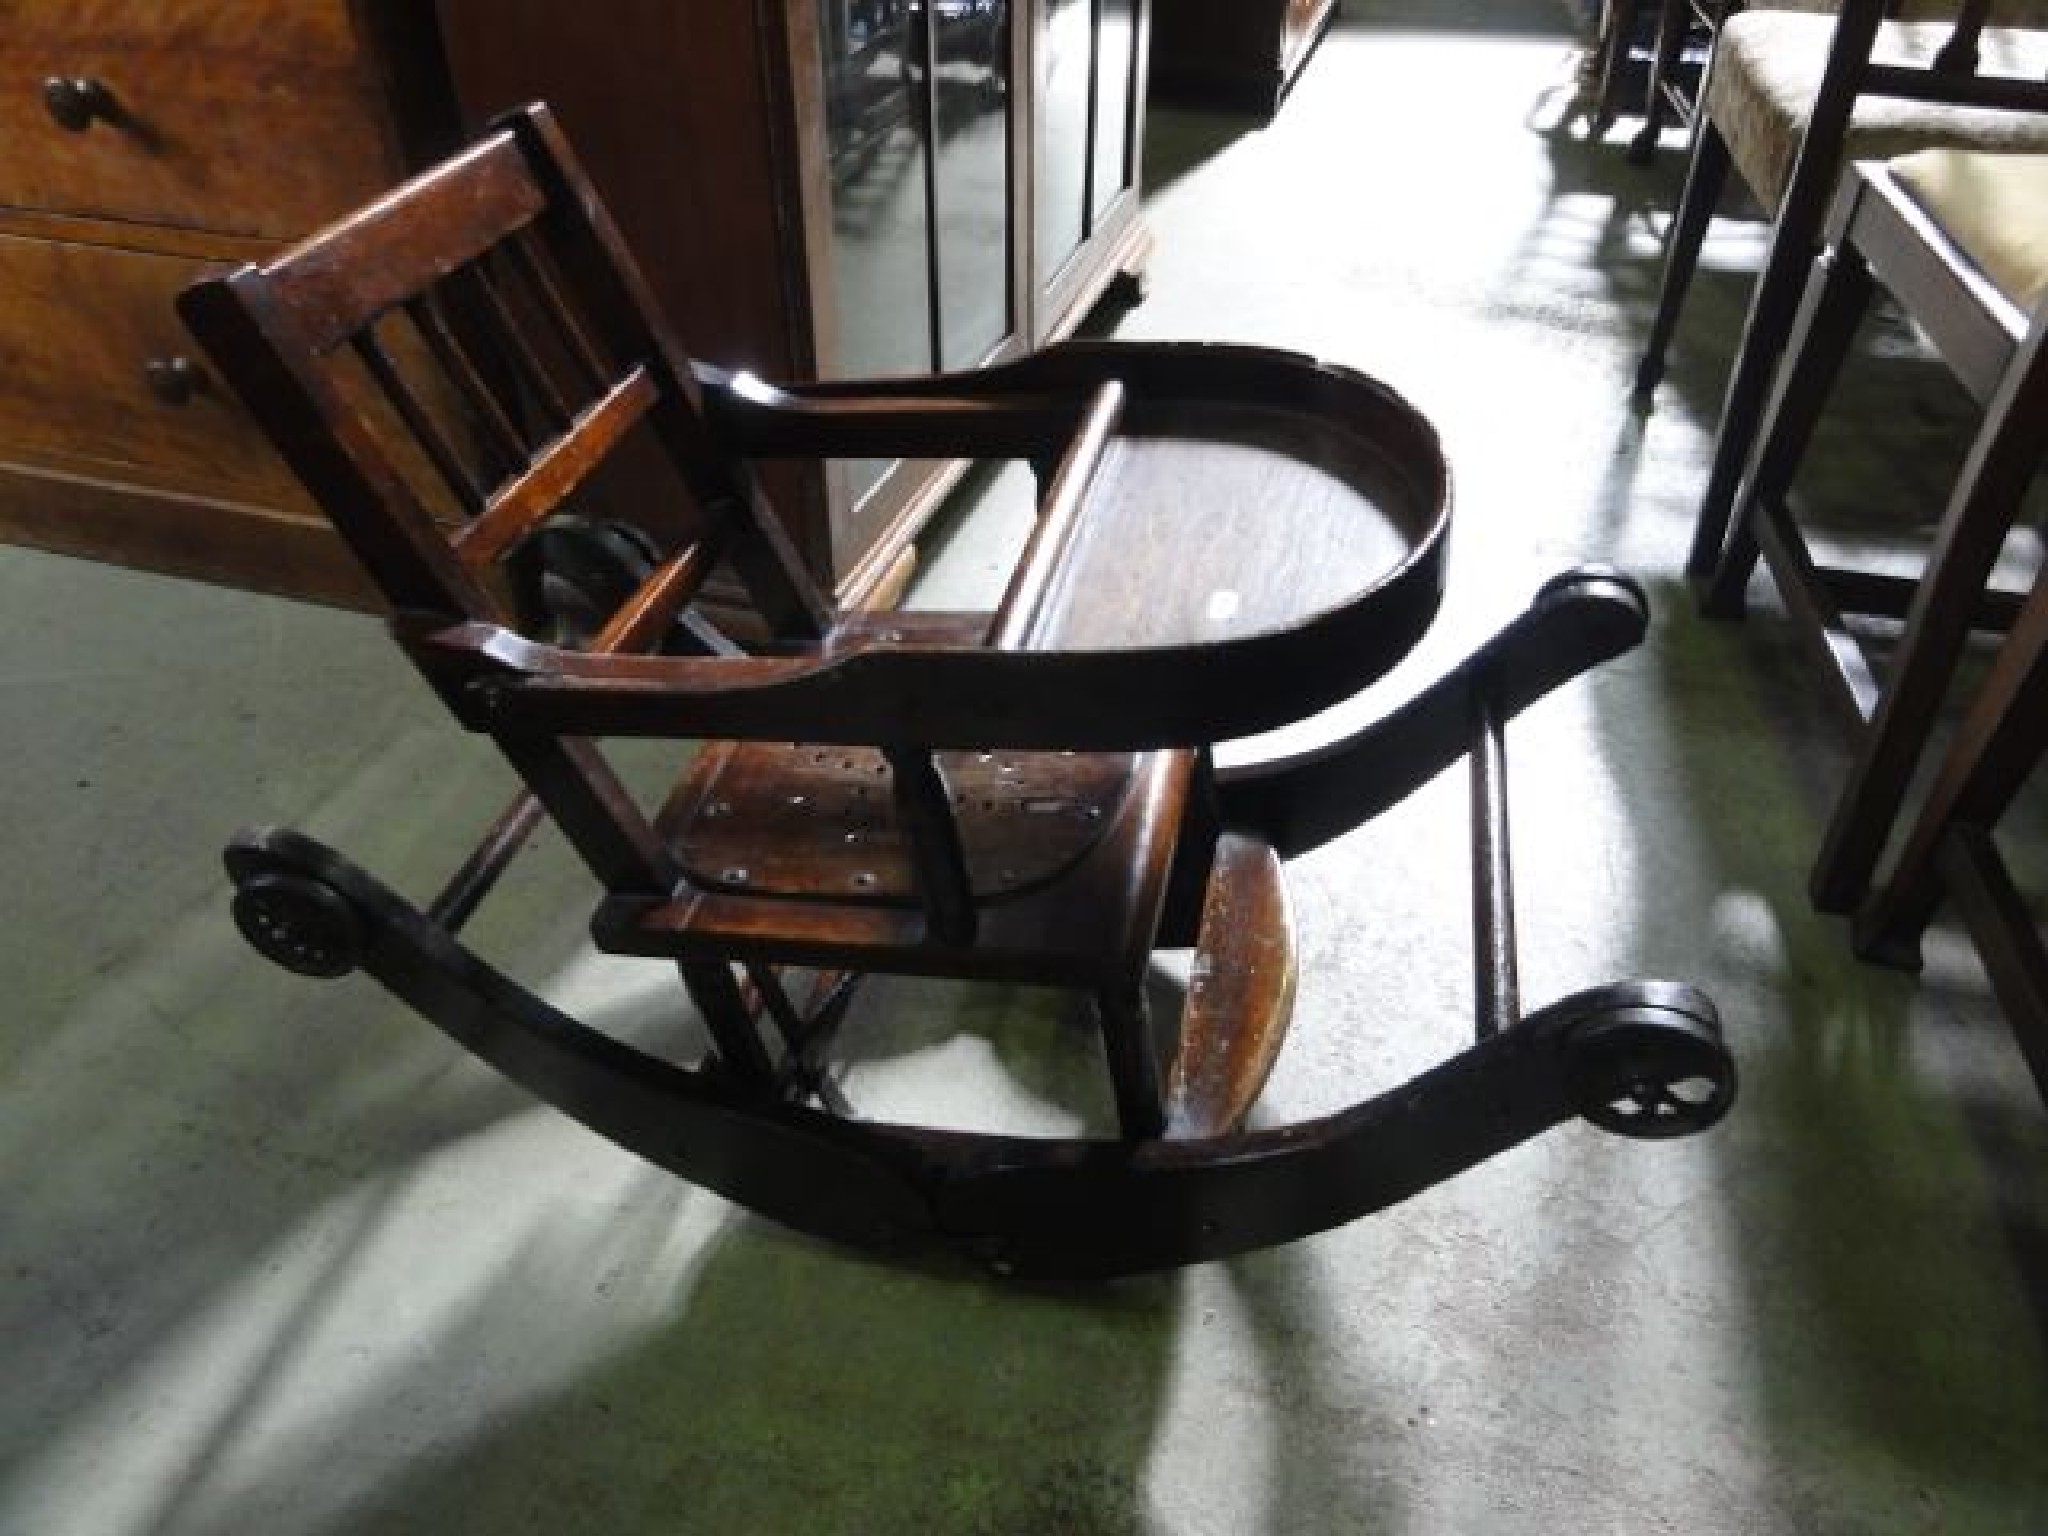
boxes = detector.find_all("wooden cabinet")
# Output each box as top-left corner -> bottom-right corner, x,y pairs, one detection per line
0,0 -> 1151,611
0,0 -> 461,606
439,0 -> 1154,608
1150,0 -> 1338,115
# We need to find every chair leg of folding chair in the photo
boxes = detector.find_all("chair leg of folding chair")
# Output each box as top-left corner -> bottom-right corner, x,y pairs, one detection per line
1637,118 -> 1732,399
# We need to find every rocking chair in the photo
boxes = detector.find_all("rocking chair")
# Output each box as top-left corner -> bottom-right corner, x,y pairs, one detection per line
186,104 -> 1735,1280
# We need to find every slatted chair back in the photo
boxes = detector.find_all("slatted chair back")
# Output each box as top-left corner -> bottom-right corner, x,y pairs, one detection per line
180,103 -> 842,903
179,103 -> 830,647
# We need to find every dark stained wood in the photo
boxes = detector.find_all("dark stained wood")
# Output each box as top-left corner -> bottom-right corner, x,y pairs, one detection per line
1165,833 -> 1296,1139
185,105 -> 1266,1135
604,749 -> 1200,993
455,366 -> 658,564
589,542 -> 723,657
0,232 -> 299,507
1469,692 -> 1519,1041
663,743 -> 1148,906
248,133 -> 547,354
0,0 -> 1150,610
426,789 -> 547,933
202,107 -> 1733,1253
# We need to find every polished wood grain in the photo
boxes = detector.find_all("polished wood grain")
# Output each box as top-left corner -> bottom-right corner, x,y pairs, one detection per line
989,380 -> 1126,648
1024,403 -> 1423,652
664,742 -> 1147,906
0,232 -> 300,506
0,0 -> 463,605
0,0 -> 401,238
0,459 -> 367,606
1165,833 -> 1296,1138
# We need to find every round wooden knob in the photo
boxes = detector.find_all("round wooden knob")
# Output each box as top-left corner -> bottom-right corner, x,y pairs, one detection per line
43,76 -> 114,132
144,356 -> 208,406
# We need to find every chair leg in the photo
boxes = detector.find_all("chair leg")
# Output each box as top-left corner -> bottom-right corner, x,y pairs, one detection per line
1813,347 -> 2048,914
1684,156 -> 1853,582
1852,573 -> 2048,962
1626,0 -> 1689,163
1636,118 -> 1730,400
678,958 -> 777,1086
1702,237 -> 1875,620
1588,0 -> 1641,139
1097,982 -> 1167,1140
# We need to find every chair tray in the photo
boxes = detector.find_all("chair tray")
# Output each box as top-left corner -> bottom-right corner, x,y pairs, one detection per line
1024,400 -> 1431,653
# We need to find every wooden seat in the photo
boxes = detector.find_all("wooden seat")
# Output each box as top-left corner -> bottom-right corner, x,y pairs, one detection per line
1632,0 -> 2048,583
1704,147 -> 2048,1097
192,104 -> 1734,1278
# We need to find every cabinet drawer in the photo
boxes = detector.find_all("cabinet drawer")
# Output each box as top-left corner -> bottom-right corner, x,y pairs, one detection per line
0,232 -> 304,507
0,1 -> 399,238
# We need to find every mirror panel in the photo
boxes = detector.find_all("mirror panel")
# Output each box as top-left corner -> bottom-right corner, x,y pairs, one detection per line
1035,0 -> 1091,288
929,0 -> 1013,368
1091,0 -> 1135,221
818,1 -> 936,496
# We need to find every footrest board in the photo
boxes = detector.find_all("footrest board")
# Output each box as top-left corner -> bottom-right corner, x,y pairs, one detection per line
1165,832 -> 1297,1138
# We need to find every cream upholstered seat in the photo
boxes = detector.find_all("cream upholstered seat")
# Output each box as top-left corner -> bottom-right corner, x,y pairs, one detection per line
1891,145 -> 2048,307
1708,13 -> 2048,210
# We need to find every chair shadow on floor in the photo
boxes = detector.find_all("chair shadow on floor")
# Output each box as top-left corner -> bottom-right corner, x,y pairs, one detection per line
1623,575 -> 2048,1511
177,1206 -> 1182,1535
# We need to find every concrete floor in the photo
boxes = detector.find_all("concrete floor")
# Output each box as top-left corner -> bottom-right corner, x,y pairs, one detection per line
7,2 -> 2048,1531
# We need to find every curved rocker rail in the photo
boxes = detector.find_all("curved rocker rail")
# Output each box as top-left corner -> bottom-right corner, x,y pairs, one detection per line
1217,567 -> 1652,857
229,828 -> 1728,1281
224,571 -> 1735,1282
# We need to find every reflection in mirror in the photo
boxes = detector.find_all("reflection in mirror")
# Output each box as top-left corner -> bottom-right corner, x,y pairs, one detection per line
820,0 -> 937,498
1036,0 -> 1091,288
929,0 -> 1012,369
1092,0 -> 1135,223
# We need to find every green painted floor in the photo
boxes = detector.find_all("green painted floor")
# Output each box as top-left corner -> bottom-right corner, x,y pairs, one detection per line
6,3 -> 2048,1531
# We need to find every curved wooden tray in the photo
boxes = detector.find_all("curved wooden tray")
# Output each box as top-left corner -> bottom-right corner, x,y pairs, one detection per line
476,342 -> 1455,753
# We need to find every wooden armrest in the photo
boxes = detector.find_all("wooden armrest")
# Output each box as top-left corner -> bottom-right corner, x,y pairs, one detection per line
696,364 -> 1085,460
987,380 -> 1125,649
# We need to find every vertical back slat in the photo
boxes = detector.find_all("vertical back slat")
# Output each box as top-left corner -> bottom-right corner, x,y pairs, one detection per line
500,108 -> 834,641
462,258 -> 578,430
505,228 -> 612,395
404,291 -> 532,477
352,327 -> 489,515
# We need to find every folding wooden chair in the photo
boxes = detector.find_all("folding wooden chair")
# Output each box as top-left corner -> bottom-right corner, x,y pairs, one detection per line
188,104 -> 1734,1278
